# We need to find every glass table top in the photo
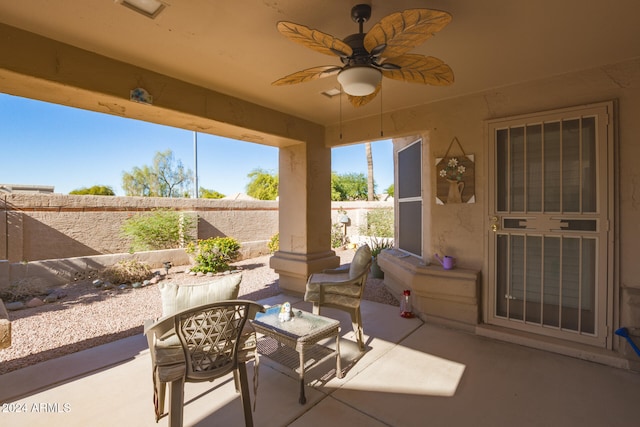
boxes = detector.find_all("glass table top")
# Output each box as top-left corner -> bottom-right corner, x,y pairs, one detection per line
253,304 -> 339,340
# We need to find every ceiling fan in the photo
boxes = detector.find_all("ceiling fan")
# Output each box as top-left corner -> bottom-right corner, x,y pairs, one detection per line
272,3 -> 454,107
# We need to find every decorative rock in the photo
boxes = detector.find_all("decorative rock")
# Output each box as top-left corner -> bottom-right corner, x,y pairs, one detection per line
196,272 -> 204,277
103,282 -> 114,290
132,282 -> 143,289
26,298 -> 44,308
149,277 -> 160,285
93,279 -> 104,288
5,301 -> 25,311
43,295 -> 58,303
118,284 -> 129,290
189,272 -> 196,276
206,272 -> 214,277
48,289 -> 67,299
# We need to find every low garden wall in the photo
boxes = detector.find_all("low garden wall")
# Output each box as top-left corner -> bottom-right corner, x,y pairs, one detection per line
0,248 -> 189,292
0,298 -> 9,349
0,194 -> 393,293
0,193 -> 279,263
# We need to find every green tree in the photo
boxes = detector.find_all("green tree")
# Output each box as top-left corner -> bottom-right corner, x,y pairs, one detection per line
122,150 -> 193,197
331,172 -> 370,201
69,185 -> 115,196
122,165 -> 156,196
246,168 -> 278,200
385,183 -> 394,197
199,187 -> 225,199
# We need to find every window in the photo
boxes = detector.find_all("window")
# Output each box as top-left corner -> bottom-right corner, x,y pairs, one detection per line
397,139 -> 422,257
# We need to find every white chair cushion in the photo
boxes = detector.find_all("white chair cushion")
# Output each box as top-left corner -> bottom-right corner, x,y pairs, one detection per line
349,244 -> 372,279
158,272 -> 242,316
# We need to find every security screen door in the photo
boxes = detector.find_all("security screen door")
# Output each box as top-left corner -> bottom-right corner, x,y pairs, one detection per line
487,102 -> 613,348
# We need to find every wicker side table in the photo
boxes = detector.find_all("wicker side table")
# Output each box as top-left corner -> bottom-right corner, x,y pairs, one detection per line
252,305 -> 342,404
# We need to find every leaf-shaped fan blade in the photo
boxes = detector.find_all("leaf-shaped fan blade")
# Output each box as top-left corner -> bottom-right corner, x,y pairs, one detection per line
277,21 -> 353,57
364,9 -> 452,59
347,84 -> 381,108
382,54 -> 454,86
272,66 -> 342,86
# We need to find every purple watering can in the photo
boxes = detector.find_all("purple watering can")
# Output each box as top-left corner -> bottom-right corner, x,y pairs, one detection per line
434,254 -> 455,270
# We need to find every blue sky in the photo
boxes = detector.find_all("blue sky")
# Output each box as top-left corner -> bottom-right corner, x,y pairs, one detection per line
0,93 -> 393,196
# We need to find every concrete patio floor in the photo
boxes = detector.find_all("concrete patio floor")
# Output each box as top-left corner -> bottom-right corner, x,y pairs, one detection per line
1,294 -> 638,427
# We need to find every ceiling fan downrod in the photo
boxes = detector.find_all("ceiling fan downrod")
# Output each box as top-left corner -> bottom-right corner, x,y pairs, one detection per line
351,4 -> 372,33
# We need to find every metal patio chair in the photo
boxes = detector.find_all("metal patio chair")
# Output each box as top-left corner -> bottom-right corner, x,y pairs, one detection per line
145,300 -> 264,427
304,244 -> 372,350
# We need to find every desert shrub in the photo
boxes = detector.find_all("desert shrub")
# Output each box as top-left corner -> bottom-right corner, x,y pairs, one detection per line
359,208 -> 394,238
331,223 -> 347,248
186,237 -> 241,273
0,279 -> 43,302
121,208 -> 195,252
101,259 -> 153,284
268,233 -> 279,253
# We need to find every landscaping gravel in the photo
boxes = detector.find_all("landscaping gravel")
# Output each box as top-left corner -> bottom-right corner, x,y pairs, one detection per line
0,250 -> 397,375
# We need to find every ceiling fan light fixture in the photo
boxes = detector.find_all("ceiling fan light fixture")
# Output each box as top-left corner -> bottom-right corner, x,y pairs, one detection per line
337,66 -> 382,96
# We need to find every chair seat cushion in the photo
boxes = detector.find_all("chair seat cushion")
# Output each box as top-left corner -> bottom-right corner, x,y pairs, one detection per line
304,291 -> 361,308
153,326 -> 258,382
306,274 -> 362,297
156,361 -> 186,383
158,272 -> 242,316
154,333 -> 183,366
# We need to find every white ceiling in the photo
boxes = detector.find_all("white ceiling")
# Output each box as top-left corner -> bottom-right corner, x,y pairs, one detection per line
1,0 -> 639,126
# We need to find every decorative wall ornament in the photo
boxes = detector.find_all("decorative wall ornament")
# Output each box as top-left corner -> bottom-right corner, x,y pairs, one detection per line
436,137 -> 475,204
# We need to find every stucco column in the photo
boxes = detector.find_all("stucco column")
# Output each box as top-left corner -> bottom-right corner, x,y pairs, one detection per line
270,138 -> 340,294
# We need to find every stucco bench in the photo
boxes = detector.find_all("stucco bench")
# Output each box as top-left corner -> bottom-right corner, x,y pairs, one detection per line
377,250 -> 481,331
0,298 -> 10,349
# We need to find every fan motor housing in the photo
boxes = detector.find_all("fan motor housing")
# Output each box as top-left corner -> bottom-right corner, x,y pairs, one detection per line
342,33 -> 370,65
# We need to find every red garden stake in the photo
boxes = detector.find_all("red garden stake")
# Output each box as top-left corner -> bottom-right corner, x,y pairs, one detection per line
400,290 -> 414,318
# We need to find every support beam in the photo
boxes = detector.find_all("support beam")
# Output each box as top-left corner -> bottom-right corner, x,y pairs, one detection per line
270,138 -> 339,293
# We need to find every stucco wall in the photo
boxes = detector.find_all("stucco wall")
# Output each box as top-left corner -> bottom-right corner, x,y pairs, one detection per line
388,58 -> 640,363
0,194 -> 394,294
330,200 -> 394,244
0,193 -> 280,263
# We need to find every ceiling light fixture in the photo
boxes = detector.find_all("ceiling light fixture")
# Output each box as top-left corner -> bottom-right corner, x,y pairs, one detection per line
337,66 -> 382,97
117,0 -> 166,19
